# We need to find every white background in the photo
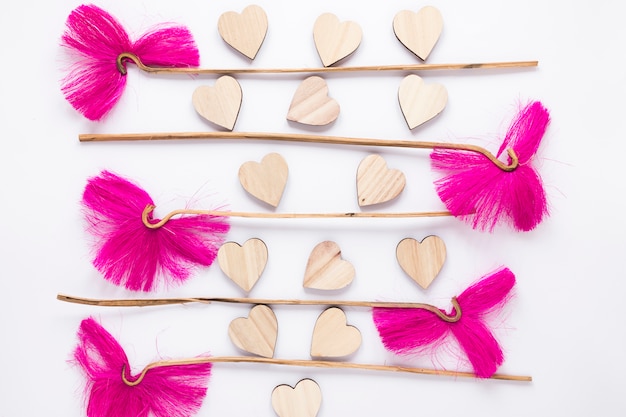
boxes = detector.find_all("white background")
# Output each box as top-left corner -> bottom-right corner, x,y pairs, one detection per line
1,0 -> 624,416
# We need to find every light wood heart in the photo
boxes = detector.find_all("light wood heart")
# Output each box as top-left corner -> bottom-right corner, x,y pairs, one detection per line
218,5 -> 268,60
271,379 -> 322,417
396,236 -> 446,290
356,154 -> 406,207
310,307 -> 361,358
228,305 -> 278,358
287,76 -> 340,126
398,74 -> 447,129
238,153 -> 289,207
303,241 -> 354,291
218,238 -> 268,292
393,6 -> 443,61
313,13 -> 362,67
192,76 -> 242,131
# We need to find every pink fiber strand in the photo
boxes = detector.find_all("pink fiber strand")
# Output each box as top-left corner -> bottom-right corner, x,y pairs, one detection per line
372,267 -> 515,378
82,171 -> 230,292
60,4 -> 199,121
74,317 -> 212,417
430,101 -> 550,232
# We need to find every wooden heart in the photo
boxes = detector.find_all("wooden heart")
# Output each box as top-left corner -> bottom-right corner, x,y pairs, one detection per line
303,241 -> 354,290
398,74 -> 447,129
218,5 -> 268,60
228,305 -> 278,358
310,307 -> 362,358
218,238 -> 268,292
287,76 -> 340,126
313,13 -> 362,67
356,154 -> 406,207
192,76 -> 242,131
396,236 -> 446,290
393,6 -> 443,61
238,153 -> 289,207
272,379 -> 322,417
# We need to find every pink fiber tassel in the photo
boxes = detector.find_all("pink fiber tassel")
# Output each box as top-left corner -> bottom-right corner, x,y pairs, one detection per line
74,317 -> 212,417
372,267 -> 515,378
82,171 -> 230,292
61,4 -> 199,121
431,101 -> 550,232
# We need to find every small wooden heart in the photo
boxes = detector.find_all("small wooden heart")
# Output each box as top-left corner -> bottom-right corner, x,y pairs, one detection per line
313,13 -> 362,67
192,76 -> 242,131
396,236 -> 446,290
272,379 -> 322,417
393,6 -> 443,61
239,153 -> 289,207
311,307 -> 362,358
356,154 -> 406,207
287,76 -> 340,126
303,241 -> 354,291
218,238 -> 268,292
218,5 -> 268,60
228,304 -> 278,358
398,74 -> 447,129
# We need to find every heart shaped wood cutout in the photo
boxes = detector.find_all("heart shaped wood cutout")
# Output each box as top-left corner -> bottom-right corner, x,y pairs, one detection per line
287,76 -> 340,126
398,74 -> 447,129
218,238 -> 268,292
356,154 -> 406,207
393,6 -> 443,61
218,5 -> 268,60
396,235 -> 446,290
192,76 -> 242,131
310,307 -> 362,358
313,13 -> 362,67
239,153 -> 289,207
228,304 -> 278,358
272,379 -> 322,417
303,241 -> 355,290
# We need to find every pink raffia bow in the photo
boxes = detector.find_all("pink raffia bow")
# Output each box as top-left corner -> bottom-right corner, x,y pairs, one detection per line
61,4 -> 199,120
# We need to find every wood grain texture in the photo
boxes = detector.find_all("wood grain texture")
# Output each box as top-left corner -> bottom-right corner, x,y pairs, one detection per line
192,76 -> 242,130
287,76 -> 339,126
218,5 -> 268,59
396,235 -> 446,289
398,74 -> 447,129
228,304 -> 278,358
272,379 -> 322,417
303,241 -> 354,290
310,307 -> 362,358
313,13 -> 362,67
218,238 -> 268,292
393,6 -> 443,60
356,154 -> 406,206
238,152 -> 289,207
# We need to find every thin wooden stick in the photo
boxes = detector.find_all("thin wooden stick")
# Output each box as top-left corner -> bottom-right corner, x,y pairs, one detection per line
120,356 -> 532,385
116,52 -> 537,75
56,294 -> 462,323
140,204 -> 454,229
79,131 -> 519,172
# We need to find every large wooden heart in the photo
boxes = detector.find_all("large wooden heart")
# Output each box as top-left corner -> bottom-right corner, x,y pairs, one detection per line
287,76 -> 340,126
272,379 -> 322,417
393,6 -> 443,61
238,153 -> 289,207
398,74 -> 447,129
192,76 -> 242,131
228,304 -> 278,358
303,241 -> 355,290
313,13 -> 362,67
356,154 -> 406,206
218,5 -> 268,59
310,307 -> 362,358
217,238 -> 268,292
396,235 -> 446,289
